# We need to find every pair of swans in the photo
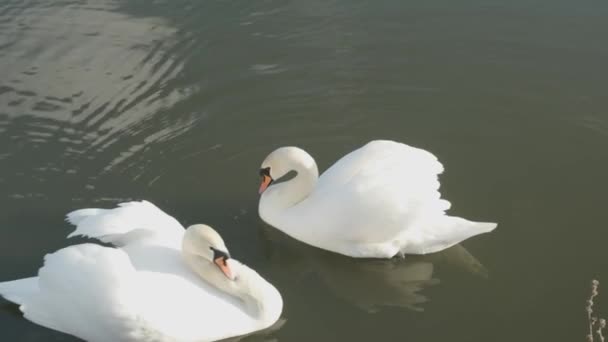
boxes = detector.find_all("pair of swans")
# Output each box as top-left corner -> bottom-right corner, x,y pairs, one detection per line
0,139 -> 497,341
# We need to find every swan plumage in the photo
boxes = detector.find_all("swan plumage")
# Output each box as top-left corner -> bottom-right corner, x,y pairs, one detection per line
0,201 -> 283,342
258,140 -> 497,258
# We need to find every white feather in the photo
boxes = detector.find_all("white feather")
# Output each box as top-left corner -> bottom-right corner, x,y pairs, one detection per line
1,201 -> 283,342
259,140 -> 497,258
66,200 -> 184,247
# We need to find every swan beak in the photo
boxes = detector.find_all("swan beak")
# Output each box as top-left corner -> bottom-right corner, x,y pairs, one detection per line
214,256 -> 234,280
259,174 -> 273,194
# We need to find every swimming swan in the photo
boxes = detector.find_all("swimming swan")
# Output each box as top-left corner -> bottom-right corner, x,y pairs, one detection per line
0,201 -> 283,342
258,140 -> 497,258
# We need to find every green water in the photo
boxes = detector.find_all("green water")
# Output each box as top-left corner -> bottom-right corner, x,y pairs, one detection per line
1,0 -> 607,341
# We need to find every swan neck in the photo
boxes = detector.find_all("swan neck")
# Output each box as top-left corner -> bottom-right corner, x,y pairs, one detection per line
266,156 -> 319,208
182,253 -> 281,326
290,161 -> 318,204
234,272 -> 283,326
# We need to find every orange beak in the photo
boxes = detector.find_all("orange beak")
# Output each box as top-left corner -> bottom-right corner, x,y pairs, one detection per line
214,257 -> 234,280
259,174 -> 273,194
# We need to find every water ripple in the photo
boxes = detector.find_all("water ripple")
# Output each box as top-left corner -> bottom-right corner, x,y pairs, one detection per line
0,0 -> 203,199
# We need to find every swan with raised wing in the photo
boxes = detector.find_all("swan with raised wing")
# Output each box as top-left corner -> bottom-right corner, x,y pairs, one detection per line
0,201 -> 283,342
258,140 -> 497,258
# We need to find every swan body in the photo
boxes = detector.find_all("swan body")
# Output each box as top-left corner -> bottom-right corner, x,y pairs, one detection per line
258,140 -> 497,258
0,201 -> 283,342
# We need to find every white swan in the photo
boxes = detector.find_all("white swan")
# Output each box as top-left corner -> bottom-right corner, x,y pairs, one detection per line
258,140 -> 497,258
0,201 -> 283,342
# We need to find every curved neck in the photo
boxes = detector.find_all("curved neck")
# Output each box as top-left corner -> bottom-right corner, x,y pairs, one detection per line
182,253 -> 282,327
262,156 -> 319,210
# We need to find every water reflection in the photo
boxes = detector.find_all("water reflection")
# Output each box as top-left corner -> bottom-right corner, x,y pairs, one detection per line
261,224 -> 488,313
312,255 -> 438,313
0,0 -> 202,201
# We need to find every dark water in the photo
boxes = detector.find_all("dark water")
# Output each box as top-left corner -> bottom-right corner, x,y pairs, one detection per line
1,0 -> 607,341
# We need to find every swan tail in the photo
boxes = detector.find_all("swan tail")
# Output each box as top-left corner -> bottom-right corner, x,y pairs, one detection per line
66,200 -> 184,246
0,277 -> 66,334
403,216 -> 497,255
0,277 -> 38,306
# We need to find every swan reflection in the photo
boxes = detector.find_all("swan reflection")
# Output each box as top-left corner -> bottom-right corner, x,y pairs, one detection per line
261,224 -> 487,313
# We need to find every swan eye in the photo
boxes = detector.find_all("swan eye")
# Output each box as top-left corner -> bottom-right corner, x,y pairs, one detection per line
210,247 -> 230,261
259,167 -> 271,177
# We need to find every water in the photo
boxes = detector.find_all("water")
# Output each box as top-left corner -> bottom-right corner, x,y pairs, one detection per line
1,0 -> 607,340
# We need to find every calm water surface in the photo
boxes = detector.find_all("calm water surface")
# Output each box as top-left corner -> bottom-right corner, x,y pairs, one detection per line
1,0 -> 607,341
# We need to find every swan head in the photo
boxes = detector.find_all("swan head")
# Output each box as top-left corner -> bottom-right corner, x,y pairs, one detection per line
182,224 -> 236,281
258,146 -> 315,194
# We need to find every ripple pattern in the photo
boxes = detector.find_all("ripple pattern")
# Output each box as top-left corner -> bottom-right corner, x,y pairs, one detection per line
0,0 -> 203,199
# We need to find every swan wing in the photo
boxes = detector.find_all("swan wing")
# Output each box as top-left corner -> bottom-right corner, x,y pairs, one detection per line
0,244 -> 260,342
66,200 -> 184,247
317,140 -> 445,195
0,244 -> 144,341
307,140 -> 448,240
299,140 -> 495,255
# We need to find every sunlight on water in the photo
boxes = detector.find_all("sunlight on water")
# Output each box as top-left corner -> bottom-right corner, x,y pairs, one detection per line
0,0 -> 203,197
